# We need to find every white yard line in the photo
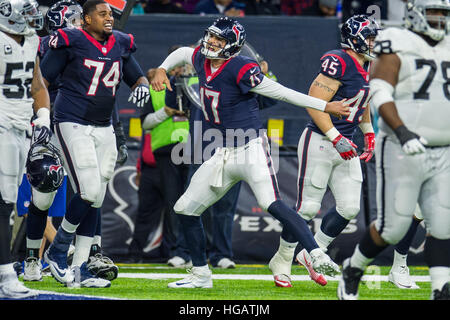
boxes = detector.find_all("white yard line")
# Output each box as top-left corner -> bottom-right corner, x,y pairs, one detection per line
118,273 -> 431,282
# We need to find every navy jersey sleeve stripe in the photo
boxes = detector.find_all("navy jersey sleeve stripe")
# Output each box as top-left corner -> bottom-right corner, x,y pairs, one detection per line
57,29 -> 70,46
320,53 -> 346,78
192,45 -> 201,66
236,62 -> 259,84
128,33 -> 134,50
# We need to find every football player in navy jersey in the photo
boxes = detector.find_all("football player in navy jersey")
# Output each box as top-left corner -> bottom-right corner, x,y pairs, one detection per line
151,17 -> 350,288
268,15 -> 379,288
23,0 -> 119,285
40,0 -> 149,287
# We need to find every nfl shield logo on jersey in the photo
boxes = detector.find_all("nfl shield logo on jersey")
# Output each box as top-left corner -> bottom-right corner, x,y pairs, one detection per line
102,47 -> 107,54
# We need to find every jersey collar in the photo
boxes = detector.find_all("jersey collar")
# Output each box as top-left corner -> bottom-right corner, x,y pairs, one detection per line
79,28 -> 116,56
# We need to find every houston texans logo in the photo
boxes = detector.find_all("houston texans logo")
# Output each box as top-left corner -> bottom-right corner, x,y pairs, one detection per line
48,5 -> 69,27
49,164 -> 64,187
232,25 -> 243,41
351,20 -> 370,35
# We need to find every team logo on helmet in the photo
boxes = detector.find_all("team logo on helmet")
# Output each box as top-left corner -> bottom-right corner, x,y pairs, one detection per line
0,2 -> 11,17
49,164 -> 64,188
47,5 -> 69,29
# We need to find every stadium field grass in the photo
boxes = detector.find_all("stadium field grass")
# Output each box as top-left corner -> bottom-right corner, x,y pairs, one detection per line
22,264 -> 432,300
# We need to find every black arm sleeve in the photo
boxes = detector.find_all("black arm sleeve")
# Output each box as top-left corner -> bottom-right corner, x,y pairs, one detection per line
122,55 -> 145,88
40,48 -> 69,84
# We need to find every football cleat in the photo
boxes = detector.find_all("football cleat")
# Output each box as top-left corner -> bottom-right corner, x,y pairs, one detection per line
296,249 -> 327,286
69,262 -> 111,288
388,265 -> 419,289
268,252 -> 292,288
431,283 -> 450,300
167,266 -> 213,288
87,253 -> 119,281
0,272 -> 38,299
167,256 -> 193,268
215,258 -> 236,269
309,248 -> 340,277
337,258 -> 364,300
44,245 -> 74,284
23,257 -> 43,282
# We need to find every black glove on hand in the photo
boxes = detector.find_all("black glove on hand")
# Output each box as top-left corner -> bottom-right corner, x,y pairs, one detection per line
114,122 -> 128,166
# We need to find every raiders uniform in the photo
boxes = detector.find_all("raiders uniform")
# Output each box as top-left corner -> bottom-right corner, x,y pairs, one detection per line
0,32 -> 39,203
373,27 -> 450,243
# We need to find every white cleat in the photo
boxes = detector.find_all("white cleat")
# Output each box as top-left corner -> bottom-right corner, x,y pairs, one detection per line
23,257 -> 42,282
167,266 -> 213,288
388,265 -> 419,289
215,258 -> 236,269
309,248 -> 340,277
167,256 -> 193,268
69,262 -> 111,288
268,252 -> 292,288
0,272 -> 38,299
296,249 -> 327,286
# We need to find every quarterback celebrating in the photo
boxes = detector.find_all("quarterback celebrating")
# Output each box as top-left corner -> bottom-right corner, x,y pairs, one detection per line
338,0 -> 450,300
151,17 -> 350,288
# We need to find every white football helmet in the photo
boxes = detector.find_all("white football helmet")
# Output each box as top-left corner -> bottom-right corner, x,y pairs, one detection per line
405,0 -> 450,41
0,0 -> 43,36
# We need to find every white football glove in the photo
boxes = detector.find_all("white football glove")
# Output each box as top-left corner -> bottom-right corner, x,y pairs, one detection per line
32,107 -> 51,130
128,84 -> 150,108
402,136 -> 428,155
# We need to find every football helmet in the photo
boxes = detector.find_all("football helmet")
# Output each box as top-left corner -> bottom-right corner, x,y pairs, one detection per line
45,0 -> 82,34
201,17 -> 246,60
0,0 -> 43,35
405,0 -> 450,42
341,15 -> 380,61
26,142 -> 64,193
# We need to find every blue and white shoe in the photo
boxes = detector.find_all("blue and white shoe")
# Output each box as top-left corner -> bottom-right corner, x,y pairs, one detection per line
167,266 -> 213,288
70,262 -> 111,288
44,245 -> 74,284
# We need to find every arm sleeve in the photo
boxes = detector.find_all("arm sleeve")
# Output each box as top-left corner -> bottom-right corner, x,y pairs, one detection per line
250,76 -> 327,112
40,47 -> 69,83
122,54 -> 145,88
159,47 -> 195,71
142,108 -> 170,131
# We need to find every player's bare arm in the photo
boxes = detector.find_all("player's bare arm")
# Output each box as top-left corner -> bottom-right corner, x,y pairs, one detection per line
31,56 -> 51,114
306,73 -> 341,134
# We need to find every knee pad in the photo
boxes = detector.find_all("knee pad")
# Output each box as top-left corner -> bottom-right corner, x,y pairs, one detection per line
99,147 -> 117,181
298,200 -> 321,221
32,189 -> 57,211
336,205 -> 360,220
92,181 -> 108,208
174,194 -> 206,216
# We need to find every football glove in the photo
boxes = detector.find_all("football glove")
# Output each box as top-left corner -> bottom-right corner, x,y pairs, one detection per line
394,125 -> 427,155
332,135 -> 358,160
114,122 -> 128,166
31,108 -> 52,145
128,84 -> 150,108
359,132 -> 375,162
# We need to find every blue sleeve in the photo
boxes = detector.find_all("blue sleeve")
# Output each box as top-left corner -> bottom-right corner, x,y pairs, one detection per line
236,61 -> 264,94
318,53 -> 346,80
165,77 -> 177,109
40,47 -> 69,84
122,54 -> 144,88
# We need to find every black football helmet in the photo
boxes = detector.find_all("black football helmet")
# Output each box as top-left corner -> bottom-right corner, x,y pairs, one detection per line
201,17 -> 246,60
45,0 -> 82,34
341,15 -> 380,61
26,142 -> 64,193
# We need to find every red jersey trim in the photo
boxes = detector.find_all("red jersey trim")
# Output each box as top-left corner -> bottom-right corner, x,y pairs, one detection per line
79,28 -> 116,56
236,62 -> 259,84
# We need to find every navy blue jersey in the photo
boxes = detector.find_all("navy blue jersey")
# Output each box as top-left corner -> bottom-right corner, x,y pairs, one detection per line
41,27 -> 137,126
191,46 -> 265,147
306,49 -> 370,139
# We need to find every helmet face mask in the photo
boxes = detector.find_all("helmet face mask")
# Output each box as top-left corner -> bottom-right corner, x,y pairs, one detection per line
26,142 -> 65,193
45,0 -> 82,34
341,15 -> 380,61
201,17 -> 246,60
405,0 -> 450,42
0,0 -> 43,36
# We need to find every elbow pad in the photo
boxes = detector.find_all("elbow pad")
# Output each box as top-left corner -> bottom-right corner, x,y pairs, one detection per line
370,78 -> 394,111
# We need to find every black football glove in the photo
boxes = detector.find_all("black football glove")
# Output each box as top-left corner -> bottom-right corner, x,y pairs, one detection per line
114,122 -> 128,166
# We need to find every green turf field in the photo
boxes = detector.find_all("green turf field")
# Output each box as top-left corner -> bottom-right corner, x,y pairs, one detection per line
22,263 -> 432,300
